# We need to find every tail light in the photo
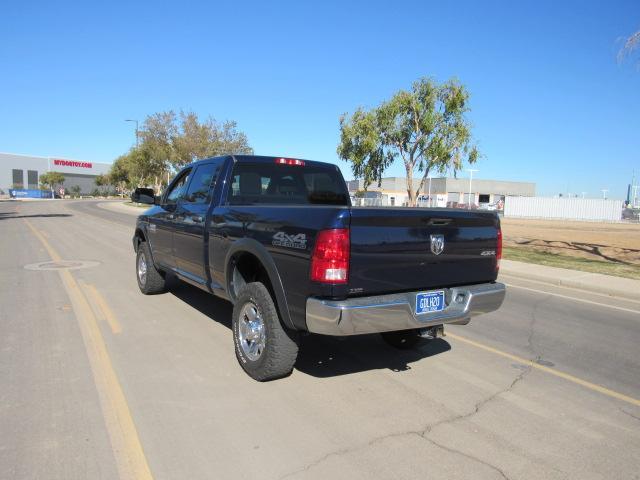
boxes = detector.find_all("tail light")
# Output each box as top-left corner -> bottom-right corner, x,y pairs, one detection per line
310,229 -> 350,283
496,227 -> 502,271
275,158 -> 305,166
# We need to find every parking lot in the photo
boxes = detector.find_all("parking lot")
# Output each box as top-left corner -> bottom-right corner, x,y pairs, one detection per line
1,199 -> 639,480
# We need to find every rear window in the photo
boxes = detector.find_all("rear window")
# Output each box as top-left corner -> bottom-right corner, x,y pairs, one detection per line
227,162 -> 349,206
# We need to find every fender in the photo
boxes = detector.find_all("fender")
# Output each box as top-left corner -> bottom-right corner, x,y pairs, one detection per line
133,223 -> 160,269
224,238 -> 295,330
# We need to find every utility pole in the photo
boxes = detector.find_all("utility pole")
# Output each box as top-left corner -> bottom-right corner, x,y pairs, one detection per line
601,189 -> 608,200
125,119 -> 139,148
466,169 -> 478,208
427,174 -> 432,208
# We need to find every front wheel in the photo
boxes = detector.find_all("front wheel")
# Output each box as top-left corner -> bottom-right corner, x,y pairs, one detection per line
232,282 -> 299,381
136,241 -> 167,294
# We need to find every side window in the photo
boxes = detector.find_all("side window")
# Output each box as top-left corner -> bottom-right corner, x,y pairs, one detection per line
184,163 -> 220,204
165,169 -> 191,204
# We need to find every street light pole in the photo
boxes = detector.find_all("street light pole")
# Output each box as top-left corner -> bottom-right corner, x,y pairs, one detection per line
427,174 -> 432,207
125,119 -> 139,148
466,169 -> 478,208
601,189 -> 608,200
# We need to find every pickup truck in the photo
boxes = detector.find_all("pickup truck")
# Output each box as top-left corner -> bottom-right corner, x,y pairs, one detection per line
132,155 -> 505,381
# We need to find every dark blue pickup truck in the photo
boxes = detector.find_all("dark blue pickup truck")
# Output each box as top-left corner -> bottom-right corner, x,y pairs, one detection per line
132,155 -> 505,381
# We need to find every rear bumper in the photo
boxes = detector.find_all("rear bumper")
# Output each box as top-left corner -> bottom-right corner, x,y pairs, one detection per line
305,282 -> 505,336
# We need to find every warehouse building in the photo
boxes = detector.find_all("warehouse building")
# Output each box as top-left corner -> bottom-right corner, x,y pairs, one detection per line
346,176 -> 536,207
0,152 -> 111,196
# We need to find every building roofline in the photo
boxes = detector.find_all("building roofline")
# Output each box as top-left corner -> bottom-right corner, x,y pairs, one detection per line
0,151 -> 112,165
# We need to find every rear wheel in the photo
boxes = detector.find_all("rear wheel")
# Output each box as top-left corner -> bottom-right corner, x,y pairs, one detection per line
380,329 -> 423,349
136,241 -> 167,294
233,282 -> 299,381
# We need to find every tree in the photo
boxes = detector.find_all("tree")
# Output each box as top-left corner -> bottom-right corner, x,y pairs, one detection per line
618,28 -> 640,66
337,77 -> 479,207
109,109 -> 253,195
138,110 -> 253,170
39,171 -> 65,192
95,174 -> 109,195
70,185 -> 81,198
108,155 -> 133,196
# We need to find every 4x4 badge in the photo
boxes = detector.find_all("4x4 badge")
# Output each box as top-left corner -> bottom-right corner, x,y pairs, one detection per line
430,234 -> 444,255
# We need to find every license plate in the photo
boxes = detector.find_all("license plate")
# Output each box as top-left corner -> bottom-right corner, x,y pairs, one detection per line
415,291 -> 445,315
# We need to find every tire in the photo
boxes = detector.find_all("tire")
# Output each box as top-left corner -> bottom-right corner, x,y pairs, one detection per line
381,329 -> 423,349
233,282 -> 299,381
136,241 -> 167,294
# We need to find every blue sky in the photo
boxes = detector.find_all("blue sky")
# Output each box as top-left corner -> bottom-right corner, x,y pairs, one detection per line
1,0 -> 638,199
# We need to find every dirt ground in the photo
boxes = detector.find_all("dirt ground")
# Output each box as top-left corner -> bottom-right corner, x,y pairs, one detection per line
501,217 -> 640,266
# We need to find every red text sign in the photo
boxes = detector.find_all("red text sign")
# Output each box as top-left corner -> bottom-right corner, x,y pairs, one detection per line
53,159 -> 93,168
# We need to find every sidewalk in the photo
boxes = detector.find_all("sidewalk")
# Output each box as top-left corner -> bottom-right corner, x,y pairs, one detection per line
97,200 -> 145,216
499,259 -> 640,302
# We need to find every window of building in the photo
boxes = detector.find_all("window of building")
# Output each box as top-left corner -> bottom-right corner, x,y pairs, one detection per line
27,170 -> 38,189
479,194 -> 490,203
12,169 -> 24,188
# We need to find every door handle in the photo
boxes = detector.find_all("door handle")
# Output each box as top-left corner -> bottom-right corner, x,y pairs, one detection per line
192,214 -> 204,223
167,213 -> 175,220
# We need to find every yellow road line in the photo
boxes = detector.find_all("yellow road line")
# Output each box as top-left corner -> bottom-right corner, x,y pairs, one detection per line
82,282 -> 123,334
24,219 -> 152,480
27,221 -> 62,261
447,332 -> 640,408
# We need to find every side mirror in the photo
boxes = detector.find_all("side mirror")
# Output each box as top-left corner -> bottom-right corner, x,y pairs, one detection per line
132,187 -> 157,205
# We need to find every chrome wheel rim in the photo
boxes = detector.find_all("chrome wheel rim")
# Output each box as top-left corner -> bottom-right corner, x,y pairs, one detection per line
238,302 -> 266,361
137,253 -> 147,286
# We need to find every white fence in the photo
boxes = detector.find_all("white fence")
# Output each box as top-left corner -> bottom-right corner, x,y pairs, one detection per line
351,197 -> 389,207
504,197 -> 623,222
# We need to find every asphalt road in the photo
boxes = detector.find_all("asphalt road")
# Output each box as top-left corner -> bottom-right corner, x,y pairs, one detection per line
1,199 -> 639,480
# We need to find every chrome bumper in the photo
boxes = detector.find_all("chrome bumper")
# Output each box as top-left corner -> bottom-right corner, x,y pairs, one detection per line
305,282 -> 506,336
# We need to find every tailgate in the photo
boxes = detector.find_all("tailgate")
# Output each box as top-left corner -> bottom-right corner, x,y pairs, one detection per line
348,208 -> 500,296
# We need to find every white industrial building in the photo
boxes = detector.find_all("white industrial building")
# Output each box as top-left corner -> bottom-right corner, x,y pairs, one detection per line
346,176 -> 536,207
0,152 -> 111,195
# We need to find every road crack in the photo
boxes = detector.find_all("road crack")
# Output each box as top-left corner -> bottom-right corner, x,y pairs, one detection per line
278,367 -> 532,480
526,295 -> 547,360
621,409 -> 640,422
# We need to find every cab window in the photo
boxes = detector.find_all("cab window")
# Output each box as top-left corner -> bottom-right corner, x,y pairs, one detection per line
184,163 -> 221,204
227,163 -> 349,206
165,169 -> 191,204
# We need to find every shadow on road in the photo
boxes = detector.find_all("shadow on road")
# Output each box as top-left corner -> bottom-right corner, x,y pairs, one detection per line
296,335 -> 450,378
168,279 -> 451,378
0,212 -> 73,220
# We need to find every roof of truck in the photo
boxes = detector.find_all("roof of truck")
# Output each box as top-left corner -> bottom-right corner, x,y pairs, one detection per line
188,154 -> 339,170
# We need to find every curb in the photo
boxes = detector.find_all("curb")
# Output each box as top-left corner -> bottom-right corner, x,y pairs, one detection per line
499,267 -> 639,302
96,201 -> 142,216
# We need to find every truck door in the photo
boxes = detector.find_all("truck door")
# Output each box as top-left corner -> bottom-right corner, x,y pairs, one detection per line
147,168 -> 192,269
172,161 -> 222,284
